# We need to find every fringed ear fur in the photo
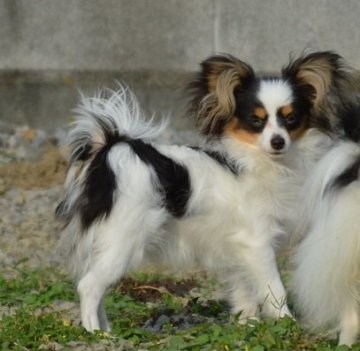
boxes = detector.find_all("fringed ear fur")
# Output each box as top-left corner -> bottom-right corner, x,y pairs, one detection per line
282,51 -> 352,111
188,54 -> 255,136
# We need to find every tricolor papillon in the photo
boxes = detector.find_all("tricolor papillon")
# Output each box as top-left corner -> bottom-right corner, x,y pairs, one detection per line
292,101 -> 360,346
56,52 -> 350,332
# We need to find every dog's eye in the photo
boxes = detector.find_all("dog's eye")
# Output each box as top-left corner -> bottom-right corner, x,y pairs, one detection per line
251,116 -> 265,128
285,114 -> 297,125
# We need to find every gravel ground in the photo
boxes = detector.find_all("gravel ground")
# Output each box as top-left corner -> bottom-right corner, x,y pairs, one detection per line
0,122 -> 67,274
0,121 -> 203,274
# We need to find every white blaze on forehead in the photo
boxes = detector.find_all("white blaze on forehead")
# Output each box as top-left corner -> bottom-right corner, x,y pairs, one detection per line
256,79 -> 293,154
257,80 -> 293,114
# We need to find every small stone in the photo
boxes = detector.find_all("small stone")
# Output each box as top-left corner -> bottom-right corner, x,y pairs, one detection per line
39,342 -> 63,350
154,314 -> 170,330
52,300 -> 77,312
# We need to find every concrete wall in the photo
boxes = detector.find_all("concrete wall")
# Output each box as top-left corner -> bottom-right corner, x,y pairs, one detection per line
1,0 -> 360,131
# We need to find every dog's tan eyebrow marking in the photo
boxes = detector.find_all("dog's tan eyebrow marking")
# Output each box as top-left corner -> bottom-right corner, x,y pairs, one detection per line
254,107 -> 267,120
279,105 -> 294,118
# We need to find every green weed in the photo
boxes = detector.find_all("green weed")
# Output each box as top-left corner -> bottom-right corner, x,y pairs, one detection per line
0,267 -> 359,350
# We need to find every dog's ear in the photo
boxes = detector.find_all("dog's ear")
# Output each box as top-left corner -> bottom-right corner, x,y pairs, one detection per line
188,54 -> 255,136
282,51 -> 349,111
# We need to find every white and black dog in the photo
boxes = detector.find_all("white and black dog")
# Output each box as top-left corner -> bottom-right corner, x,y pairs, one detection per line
292,101 -> 360,346
56,52 -> 350,332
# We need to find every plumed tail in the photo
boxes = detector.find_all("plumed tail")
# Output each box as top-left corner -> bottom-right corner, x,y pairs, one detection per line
69,85 -> 167,163
292,140 -> 360,332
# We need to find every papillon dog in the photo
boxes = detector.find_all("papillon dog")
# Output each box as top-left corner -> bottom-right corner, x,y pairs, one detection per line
292,101 -> 360,346
56,51 -> 350,332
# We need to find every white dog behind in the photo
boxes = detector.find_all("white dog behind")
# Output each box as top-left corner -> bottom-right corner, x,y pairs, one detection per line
292,103 -> 360,346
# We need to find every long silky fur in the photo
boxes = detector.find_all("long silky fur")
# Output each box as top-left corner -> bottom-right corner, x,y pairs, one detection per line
188,54 -> 255,135
282,51 -> 355,133
292,141 -> 360,334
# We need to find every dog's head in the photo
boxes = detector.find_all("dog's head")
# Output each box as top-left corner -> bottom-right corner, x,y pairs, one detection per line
189,52 -> 351,156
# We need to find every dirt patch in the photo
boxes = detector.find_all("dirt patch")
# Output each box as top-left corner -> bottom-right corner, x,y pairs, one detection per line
0,145 -> 67,190
119,277 -> 199,302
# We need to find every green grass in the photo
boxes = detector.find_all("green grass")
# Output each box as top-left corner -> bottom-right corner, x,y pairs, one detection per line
0,267 -> 359,350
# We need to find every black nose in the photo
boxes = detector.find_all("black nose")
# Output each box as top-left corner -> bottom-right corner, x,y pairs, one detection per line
271,135 -> 285,150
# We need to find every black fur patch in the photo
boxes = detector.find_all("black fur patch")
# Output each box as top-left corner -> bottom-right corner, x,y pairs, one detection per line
79,136 -> 192,230
325,156 -> 360,194
74,143 -> 92,161
233,80 -> 266,133
79,143 -> 117,230
76,116 -> 123,230
71,114 -> 119,163
190,146 -> 239,175
128,139 -> 191,218
337,103 -> 360,142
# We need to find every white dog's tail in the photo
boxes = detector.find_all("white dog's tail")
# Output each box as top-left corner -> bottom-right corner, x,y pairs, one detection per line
292,140 -> 360,333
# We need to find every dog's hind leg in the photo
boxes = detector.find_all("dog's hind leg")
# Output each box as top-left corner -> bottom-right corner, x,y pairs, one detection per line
77,243 -> 136,332
76,228 -> 140,332
338,301 -> 359,346
77,205 -> 166,332
77,237 -> 142,332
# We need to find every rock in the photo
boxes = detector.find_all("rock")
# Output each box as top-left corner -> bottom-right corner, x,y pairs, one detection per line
39,342 -> 64,350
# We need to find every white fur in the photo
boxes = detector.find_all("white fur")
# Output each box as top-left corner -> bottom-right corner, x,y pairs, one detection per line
258,80 -> 293,154
58,84 -> 307,332
74,86 -> 168,143
292,140 -> 360,346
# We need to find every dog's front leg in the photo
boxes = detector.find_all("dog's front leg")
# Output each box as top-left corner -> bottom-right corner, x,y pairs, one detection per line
243,244 -> 292,319
338,302 -> 359,346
